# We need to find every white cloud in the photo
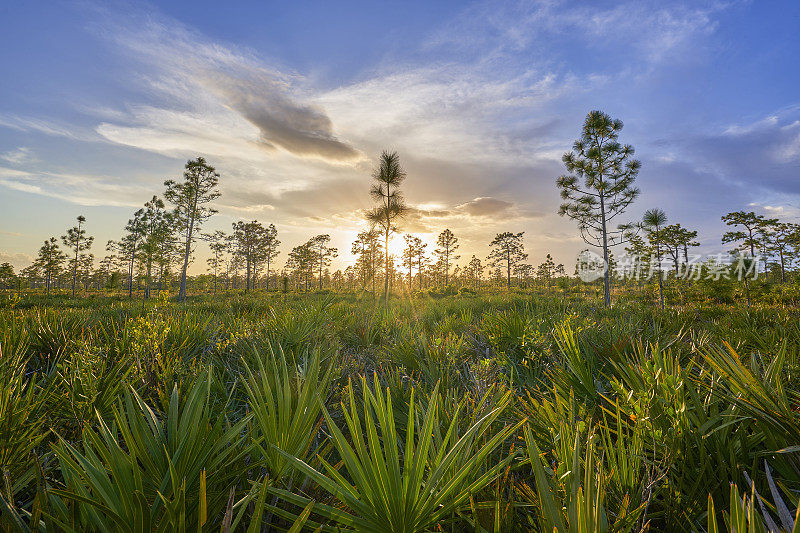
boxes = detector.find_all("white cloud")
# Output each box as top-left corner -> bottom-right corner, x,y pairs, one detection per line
0,0 -> 777,272
0,251 -> 33,269
94,16 -> 362,164
0,147 -> 34,165
318,66 -> 576,166
0,166 -> 148,207
0,114 -> 98,141
426,0 -> 722,66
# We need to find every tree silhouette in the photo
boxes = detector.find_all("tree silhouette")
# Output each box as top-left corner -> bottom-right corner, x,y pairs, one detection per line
109,210 -> 147,298
164,157 -> 221,302
308,234 -> 338,290
402,235 -> 423,289
224,234 -> 240,291
557,110 -> 641,306
136,196 -> 173,299
488,232 -> 527,288
435,229 -> 460,287
467,255 -> 483,290
232,220 -> 271,292
516,263 -> 534,287
35,237 -> 65,296
352,229 -> 383,297
263,224 -> 280,292
366,151 -> 409,301
0,263 -> 16,292
415,242 -> 430,291
79,253 -> 95,292
20,264 -> 39,291
61,215 -> 93,297
536,253 -> 556,288
400,234 -> 429,290
329,269 -> 341,290
204,230 -> 227,295
97,254 -> 118,290
286,242 -> 314,292
643,209 -> 668,309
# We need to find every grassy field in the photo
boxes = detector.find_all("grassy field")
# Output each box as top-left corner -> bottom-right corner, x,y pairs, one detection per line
2,290 -> 799,531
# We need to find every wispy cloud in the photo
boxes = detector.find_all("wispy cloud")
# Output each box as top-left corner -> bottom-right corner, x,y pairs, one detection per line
683,108 -> 800,195
0,166 -> 149,207
427,0 -> 724,66
93,13 -> 362,164
0,147 -> 34,165
0,114 -> 98,142
2,0 -> 793,271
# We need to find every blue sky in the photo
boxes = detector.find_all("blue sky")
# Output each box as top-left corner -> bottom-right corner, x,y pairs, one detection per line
1,0 -> 799,271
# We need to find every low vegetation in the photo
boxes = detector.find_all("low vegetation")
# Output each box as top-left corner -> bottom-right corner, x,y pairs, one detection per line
1,290 -> 800,531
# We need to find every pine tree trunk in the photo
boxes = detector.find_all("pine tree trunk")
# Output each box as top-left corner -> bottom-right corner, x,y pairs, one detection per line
656,237 -> 664,309
72,247 -> 79,297
506,249 -> 511,288
384,232 -> 389,301
179,225 -> 191,302
246,258 -> 251,293
178,195 -> 197,303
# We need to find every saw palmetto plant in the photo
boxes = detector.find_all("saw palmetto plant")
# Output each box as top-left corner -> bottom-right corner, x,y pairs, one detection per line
272,376 -> 523,532
1,293 -> 800,531
242,342 -> 333,482
48,369 -> 252,531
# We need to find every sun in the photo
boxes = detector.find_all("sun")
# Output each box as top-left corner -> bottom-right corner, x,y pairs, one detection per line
387,232 -> 436,261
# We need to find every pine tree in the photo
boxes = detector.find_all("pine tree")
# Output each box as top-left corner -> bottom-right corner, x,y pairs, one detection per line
352,229 -> 383,297
467,255 -> 483,290
536,253 -> 556,288
61,215 -> 93,297
35,237 -> 65,296
488,232 -> 527,288
721,211 -> 773,258
643,209 -> 668,309
365,151 -> 409,301
164,157 -> 221,302
557,111 -> 641,306
204,230 -> 227,295
434,229 -> 460,287
308,234 -> 338,290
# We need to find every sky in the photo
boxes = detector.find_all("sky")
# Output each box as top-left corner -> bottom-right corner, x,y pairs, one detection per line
1,0 -> 799,273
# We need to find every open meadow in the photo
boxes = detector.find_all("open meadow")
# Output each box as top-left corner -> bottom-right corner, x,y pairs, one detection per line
2,286 -> 800,531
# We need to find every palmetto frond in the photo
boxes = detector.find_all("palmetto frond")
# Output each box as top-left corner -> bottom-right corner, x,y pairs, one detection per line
274,376 -> 522,533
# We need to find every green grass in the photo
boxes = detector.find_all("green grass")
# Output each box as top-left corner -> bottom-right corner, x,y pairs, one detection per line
1,290 -> 800,531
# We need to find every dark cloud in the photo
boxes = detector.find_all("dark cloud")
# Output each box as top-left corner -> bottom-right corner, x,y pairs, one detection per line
396,196 -> 543,234
219,175 -> 368,222
456,197 -> 513,216
221,80 -> 363,162
97,13 -> 363,165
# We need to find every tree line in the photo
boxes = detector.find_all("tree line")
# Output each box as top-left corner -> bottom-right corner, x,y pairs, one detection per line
4,111 -> 800,303
3,152 -> 538,299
